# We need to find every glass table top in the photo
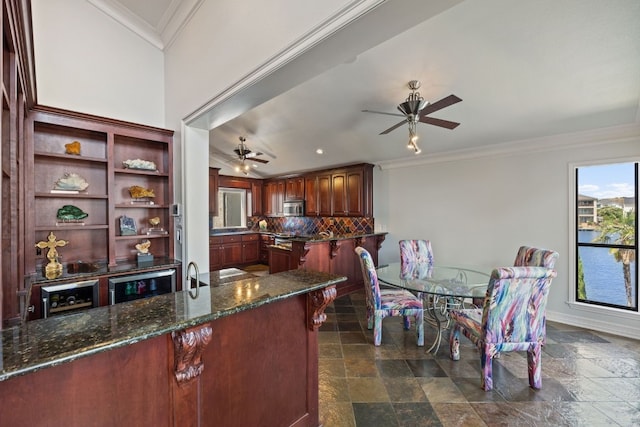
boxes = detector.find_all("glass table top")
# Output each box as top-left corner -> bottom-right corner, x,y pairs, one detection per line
376,263 -> 491,299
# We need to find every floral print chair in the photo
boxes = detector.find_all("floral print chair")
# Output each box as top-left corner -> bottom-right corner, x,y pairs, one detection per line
471,246 -> 559,307
399,239 -> 434,280
514,246 -> 559,269
355,247 -> 424,346
449,266 -> 557,390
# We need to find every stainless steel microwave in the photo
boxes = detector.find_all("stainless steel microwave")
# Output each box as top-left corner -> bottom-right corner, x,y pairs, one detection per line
283,200 -> 304,216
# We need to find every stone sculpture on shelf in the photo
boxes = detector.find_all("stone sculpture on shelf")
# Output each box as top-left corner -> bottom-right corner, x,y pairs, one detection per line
65,141 -> 81,155
128,185 -> 155,199
136,239 -> 153,264
56,205 -> 88,221
119,215 -> 137,235
53,172 -> 89,192
123,158 -> 157,171
135,239 -> 151,254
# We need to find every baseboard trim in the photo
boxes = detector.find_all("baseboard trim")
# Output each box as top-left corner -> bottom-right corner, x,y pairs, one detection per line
546,309 -> 640,340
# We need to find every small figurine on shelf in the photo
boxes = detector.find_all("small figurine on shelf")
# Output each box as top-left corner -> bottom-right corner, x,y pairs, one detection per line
35,231 -> 69,279
65,141 -> 81,155
136,239 -> 153,265
119,215 -> 137,236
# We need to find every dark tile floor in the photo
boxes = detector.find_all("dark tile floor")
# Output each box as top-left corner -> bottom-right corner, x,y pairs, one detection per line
318,291 -> 640,426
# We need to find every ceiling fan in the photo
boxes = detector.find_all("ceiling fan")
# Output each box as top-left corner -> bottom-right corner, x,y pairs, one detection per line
362,80 -> 462,153
234,136 -> 269,164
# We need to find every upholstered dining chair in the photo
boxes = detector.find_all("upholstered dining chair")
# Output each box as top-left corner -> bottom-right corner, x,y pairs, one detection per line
514,246 -> 559,269
355,247 -> 424,346
399,239 -> 434,279
471,246 -> 559,307
449,266 -> 557,391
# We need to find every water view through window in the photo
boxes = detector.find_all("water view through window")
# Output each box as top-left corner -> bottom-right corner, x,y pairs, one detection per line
576,162 -> 638,310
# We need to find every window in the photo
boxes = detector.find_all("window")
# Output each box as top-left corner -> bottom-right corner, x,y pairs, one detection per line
575,162 -> 637,311
212,188 -> 248,229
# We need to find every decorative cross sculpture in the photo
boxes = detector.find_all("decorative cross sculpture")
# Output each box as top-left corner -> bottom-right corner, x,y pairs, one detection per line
35,231 -> 69,279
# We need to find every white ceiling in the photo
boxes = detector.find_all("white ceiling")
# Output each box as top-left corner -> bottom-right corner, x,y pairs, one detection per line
96,0 -> 640,178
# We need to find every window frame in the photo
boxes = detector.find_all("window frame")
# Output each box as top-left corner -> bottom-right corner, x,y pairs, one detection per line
569,159 -> 639,317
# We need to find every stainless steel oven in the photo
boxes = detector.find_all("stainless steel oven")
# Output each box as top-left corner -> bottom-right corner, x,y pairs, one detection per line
283,200 -> 304,217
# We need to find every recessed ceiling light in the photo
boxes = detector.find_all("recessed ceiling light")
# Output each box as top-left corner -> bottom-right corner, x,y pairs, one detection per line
316,148 -> 324,154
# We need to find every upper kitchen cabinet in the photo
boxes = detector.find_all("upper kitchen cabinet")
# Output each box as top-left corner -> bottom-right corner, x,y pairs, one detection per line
285,177 -> 304,201
250,179 -> 263,216
263,179 -> 284,217
306,164 -> 373,217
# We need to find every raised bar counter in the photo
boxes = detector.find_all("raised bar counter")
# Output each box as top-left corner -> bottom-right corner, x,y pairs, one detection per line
0,269 -> 344,427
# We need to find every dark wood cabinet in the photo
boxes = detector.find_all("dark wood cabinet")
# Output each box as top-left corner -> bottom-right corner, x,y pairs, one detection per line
241,234 -> 260,263
268,247 -> 294,274
331,172 -> 347,216
317,173 -> 332,216
305,165 -> 372,217
263,179 -> 284,217
209,168 -> 219,214
209,236 -> 223,270
251,179 -> 263,216
346,167 -> 367,216
304,176 -> 319,216
210,233 -> 261,270
259,234 -> 274,264
285,177 -> 305,201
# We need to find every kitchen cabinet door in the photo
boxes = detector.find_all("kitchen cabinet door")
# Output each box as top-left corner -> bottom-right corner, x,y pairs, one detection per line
346,168 -> 364,216
242,234 -> 260,263
331,172 -> 347,216
317,173 -> 332,217
304,176 -> 319,216
251,180 -> 263,216
222,243 -> 243,265
285,177 -> 304,201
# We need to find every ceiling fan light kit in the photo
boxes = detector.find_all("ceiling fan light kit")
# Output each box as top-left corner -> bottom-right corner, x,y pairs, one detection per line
363,79 -> 461,155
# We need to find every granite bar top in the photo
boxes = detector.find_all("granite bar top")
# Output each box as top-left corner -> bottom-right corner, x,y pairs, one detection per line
0,269 -> 345,382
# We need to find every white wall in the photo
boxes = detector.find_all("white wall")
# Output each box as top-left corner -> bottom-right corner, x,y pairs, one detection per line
31,0 -> 165,127
374,128 -> 640,338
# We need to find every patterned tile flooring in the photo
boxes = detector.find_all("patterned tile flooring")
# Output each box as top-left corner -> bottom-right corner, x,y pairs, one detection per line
318,291 -> 640,426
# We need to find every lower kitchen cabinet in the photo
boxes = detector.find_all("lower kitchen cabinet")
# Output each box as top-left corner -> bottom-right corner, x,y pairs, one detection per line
210,233 -> 261,271
259,234 -> 275,264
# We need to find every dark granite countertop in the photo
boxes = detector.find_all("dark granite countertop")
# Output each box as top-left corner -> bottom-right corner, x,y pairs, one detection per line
0,269 -> 345,382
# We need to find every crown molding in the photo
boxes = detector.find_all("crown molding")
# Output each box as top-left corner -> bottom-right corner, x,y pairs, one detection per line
88,0 -> 202,50
184,0 -> 387,127
377,123 -> 640,170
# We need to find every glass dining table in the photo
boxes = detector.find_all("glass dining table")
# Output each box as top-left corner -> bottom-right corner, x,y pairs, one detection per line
376,262 -> 491,354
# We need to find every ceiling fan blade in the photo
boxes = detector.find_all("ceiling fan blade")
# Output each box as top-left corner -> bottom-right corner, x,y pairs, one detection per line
362,109 -> 404,118
379,120 -> 407,135
246,157 -> 269,164
244,151 -> 263,158
419,94 -> 462,116
419,116 -> 460,130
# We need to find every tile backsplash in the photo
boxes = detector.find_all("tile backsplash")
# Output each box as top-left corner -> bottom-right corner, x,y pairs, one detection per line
213,216 -> 374,235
